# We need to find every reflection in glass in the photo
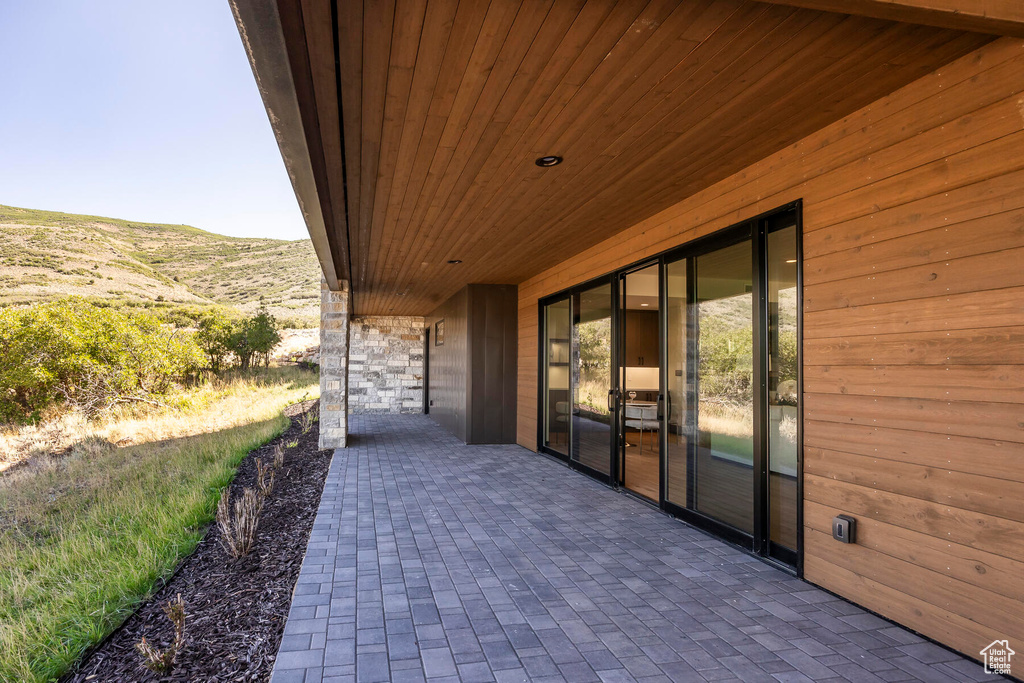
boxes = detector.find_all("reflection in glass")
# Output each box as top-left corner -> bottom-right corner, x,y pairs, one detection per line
768,225 -> 798,551
665,260 -> 689,507
543,298 -> 571,456
572,284 -> 612,474
695,239 -> 754,534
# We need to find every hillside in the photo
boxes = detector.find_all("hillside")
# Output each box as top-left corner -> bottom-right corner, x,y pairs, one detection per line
0,204 -> 320,325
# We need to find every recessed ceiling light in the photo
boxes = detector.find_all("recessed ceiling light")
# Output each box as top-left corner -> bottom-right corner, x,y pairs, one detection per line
447,259 -> 462,264
535,155 -> 563,167
785,259 -> 797,263
640,303 -> 649,307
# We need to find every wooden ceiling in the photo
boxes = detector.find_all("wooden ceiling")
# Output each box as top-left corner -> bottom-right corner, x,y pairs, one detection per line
274,0 -> 990,315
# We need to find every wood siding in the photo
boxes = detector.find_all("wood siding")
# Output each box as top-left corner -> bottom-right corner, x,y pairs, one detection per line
319,0 -> 988,314
516,37 -> 1024,659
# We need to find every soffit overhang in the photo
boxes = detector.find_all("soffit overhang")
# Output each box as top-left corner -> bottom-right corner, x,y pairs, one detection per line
232,0 -> 1006,314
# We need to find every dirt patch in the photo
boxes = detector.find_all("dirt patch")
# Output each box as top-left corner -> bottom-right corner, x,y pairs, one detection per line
274,329 -> 319,365
62,400 -> 332,682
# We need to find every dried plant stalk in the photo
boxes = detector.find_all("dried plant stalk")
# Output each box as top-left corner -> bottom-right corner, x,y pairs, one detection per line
135,594 -> 186,672
216,487 -> 262,558
256,459 -> 274,500
272,443 -> 285,469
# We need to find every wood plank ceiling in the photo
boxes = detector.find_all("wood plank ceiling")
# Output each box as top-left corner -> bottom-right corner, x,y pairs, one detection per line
287,0 -> 989,315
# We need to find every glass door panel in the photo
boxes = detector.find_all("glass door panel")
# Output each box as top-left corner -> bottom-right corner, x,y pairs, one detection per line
620,264 -> 661,500
767,224 -> 799,554
664,259 -> 690,507
572,283 -> 613,475
695,239 -> 754,535
543,297 -> 571,456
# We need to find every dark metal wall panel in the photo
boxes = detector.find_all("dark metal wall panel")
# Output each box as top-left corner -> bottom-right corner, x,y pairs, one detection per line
428,284 -> 518,444
426,288 -> 468,442
467,285 -> 519,444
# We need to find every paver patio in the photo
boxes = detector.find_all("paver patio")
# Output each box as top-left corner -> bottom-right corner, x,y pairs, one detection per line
271,415 -> 1002,683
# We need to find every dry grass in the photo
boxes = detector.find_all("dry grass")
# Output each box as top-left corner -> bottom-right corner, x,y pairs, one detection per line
0,366 -> 318,683
577,377 -> 611,416
0,368 -> 315,475
698,400 -> 754,439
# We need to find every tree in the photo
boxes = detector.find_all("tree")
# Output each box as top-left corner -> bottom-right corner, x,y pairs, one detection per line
220,305 -> 281,371
196,312 -> 234,373
246,305 -> 282,369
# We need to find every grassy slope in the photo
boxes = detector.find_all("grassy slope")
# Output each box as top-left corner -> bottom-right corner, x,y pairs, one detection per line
0,367 -> 320,683
0,204 -> 320,326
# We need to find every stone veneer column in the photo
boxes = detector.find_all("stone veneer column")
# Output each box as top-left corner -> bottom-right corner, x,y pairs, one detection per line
319,278 -> 350,449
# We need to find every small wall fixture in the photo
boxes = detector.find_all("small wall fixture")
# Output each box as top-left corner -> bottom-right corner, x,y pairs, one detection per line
447,259 -> 462,264
832,515 -> 856,544
535,155 -> 563,167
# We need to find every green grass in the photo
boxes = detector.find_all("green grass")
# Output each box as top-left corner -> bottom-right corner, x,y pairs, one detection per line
0,367 -> 319,682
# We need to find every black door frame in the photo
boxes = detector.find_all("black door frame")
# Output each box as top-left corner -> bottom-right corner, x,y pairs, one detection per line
537,201 -> 803,574
423,327 -> 430,415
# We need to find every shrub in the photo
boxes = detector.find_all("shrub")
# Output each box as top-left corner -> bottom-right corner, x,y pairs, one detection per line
300,402 -> 319,434
698,315 -> 754,406
135,595 -> 186,673
216,487 -> 262,559
0,298 -> 204,422
256,459 -> 274,500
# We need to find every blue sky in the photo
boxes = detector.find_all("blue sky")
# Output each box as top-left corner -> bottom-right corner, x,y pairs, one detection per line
0,1 -> 307,240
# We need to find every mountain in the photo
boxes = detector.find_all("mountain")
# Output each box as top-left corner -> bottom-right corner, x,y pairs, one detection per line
0,204 -> 320,326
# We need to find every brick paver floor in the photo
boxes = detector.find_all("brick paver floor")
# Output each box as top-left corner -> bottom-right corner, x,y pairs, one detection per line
270,415 -> 1003,683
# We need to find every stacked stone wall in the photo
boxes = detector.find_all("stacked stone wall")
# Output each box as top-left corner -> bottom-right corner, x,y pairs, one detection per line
348,316 -> 425,414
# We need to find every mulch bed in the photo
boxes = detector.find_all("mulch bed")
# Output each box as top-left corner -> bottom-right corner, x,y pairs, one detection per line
63,400 -> 333,682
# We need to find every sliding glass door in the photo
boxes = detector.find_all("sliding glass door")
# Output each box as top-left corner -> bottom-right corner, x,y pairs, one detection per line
661,208 -> 800,565
572,282 -> 614,476
693,236 -> 755,535
618,263 -> 661,501
540,279 -> 616,479
766,220 -> 799,561
542,297 -> 571,457
664,259 -> 690,509
540,204 -> 800,568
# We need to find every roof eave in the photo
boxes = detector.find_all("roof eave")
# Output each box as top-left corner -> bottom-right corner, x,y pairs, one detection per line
228,0 -> 343,290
